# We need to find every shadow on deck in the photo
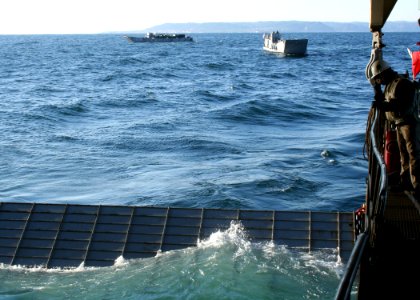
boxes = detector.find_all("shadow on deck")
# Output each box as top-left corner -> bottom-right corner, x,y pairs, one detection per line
358,190 -> 420,299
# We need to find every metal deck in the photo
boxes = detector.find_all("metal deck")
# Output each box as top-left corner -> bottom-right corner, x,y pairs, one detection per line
0,202 -> 355,268
384,191 -> 420,240
357,190 -> 420,299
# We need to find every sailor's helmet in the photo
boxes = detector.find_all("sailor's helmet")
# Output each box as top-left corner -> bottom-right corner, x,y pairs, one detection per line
370,60 -> 391,80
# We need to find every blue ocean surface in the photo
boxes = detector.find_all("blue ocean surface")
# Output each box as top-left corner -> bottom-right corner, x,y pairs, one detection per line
0,32 -> 417,299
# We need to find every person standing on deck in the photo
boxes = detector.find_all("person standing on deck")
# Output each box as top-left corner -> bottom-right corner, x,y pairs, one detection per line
371,60 -> 420,199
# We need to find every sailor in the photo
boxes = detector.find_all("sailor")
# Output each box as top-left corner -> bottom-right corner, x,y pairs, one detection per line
371,60 -> 420,199
273,31 -> 280,43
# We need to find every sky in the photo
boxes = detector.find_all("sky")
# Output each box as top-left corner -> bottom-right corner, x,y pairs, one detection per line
0,0 -> 418,34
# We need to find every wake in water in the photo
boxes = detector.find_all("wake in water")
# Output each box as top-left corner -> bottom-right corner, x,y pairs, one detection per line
0,222 -> 344,299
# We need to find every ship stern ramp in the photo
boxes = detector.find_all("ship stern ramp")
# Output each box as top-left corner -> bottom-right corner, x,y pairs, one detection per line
0,202 -> 355,268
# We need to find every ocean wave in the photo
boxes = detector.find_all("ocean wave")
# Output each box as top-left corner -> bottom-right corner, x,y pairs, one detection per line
205,61 -> 235,71
44,101 -> 89,117
193,89 -> 237,102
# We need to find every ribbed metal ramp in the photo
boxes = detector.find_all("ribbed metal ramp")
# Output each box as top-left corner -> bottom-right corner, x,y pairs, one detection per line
0,202 -> 355,268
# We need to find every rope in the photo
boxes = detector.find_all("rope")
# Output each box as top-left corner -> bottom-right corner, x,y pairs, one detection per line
363,106 -> 375,160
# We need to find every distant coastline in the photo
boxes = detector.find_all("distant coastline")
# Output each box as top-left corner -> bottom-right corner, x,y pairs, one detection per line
112,21 -> 419,34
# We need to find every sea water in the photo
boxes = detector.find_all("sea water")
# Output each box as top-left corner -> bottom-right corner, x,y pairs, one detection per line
0,32 -> 417,299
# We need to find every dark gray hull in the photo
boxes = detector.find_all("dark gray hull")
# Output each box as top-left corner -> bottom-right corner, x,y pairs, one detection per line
124,36 -> 194,43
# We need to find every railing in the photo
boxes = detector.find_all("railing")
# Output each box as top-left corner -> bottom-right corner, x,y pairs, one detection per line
334,232 -> 368,299
335,108 -> 388,299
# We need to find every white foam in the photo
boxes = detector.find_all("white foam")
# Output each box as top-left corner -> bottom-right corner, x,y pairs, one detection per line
114,255 -> 128,267
198,221 -> 250,250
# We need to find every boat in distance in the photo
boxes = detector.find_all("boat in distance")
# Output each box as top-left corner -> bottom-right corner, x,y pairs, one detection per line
263,31 -> 308,56
124,32 -> 194,43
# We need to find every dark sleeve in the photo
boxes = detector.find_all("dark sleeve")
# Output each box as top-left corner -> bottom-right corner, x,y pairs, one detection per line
395,79 -> 415,113
380,101 -> 399,112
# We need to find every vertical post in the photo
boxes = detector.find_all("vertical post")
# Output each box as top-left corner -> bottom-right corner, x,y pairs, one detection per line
46,204 -> 68,268
10,203 -> 34,266
121,206 -> 135,258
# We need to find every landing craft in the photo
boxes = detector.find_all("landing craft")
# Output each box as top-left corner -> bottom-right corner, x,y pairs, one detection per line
124,32 -> 194,43
263,31 -> 308,56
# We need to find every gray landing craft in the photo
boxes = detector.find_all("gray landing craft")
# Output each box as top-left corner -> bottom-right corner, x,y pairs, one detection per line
124,32 -> 194,43
263,31 -> 308,56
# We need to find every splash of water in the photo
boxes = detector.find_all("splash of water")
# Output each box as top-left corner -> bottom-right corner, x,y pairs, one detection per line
0,222 -> 344,299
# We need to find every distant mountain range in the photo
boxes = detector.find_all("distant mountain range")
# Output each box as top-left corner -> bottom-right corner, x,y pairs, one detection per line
120,21 -> 418,33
